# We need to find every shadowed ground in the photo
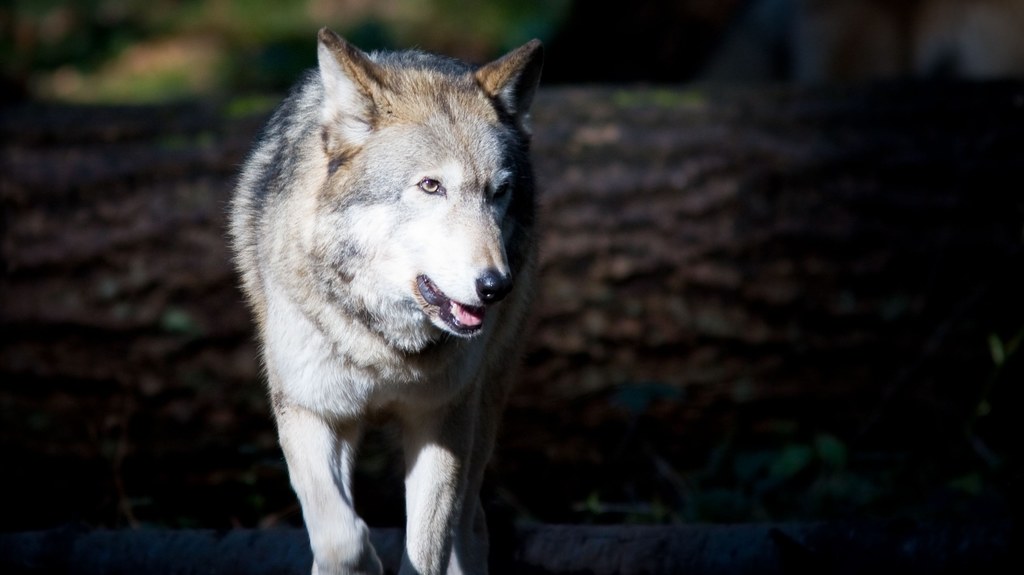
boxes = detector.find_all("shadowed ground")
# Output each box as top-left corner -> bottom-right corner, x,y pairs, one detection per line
0,521 -> 1014,574
1,83 -> 1022,541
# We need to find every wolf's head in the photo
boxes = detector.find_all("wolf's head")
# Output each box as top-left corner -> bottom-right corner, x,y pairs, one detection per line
312,28 -> 542,343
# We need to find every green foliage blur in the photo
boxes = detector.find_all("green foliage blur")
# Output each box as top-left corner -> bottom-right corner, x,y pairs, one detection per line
1,0 -> 569,102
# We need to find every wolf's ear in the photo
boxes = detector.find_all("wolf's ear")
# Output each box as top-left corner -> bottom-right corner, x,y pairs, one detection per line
317,27 -> 380,155
475,40 -> 544,134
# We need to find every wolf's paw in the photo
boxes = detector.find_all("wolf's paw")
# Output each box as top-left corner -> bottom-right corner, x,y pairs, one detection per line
311,545 -> 383,575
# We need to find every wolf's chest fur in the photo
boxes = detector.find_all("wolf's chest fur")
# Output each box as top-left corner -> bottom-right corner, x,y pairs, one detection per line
262,272 -> 493,418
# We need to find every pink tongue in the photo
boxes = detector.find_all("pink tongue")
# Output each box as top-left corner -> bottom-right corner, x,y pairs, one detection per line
450,301 -> 485,327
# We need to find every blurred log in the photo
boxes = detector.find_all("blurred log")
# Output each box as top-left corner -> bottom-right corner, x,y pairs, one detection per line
0,521 -> 1013,575
1,83 -> 1023,527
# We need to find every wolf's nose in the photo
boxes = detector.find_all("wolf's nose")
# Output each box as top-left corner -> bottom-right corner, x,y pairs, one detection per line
476,269 -> 512,304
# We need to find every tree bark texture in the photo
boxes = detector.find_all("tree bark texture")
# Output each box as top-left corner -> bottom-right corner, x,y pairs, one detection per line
1,84 -> 1023,528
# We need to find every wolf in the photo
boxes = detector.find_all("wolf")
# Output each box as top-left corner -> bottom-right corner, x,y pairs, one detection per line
229,27 -> 543,575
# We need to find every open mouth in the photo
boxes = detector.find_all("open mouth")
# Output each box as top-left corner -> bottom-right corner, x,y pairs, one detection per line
416,274 -> 487,336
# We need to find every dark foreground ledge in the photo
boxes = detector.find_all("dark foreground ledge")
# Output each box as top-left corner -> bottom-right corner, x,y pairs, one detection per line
0,521 -> 1016,574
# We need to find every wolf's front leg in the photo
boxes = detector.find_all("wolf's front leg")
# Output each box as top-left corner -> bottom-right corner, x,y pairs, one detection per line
277,404 -> 382,575
448,413 -> 494,575
399,402 -> 475,575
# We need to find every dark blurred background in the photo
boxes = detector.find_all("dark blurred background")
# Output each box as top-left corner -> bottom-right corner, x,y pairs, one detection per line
1,0 -> 1023,534
6,0 -> 1024,103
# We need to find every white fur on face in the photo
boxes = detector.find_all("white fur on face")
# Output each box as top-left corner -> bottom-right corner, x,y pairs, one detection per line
399,160 -> 511,307
336,202 -> 427,319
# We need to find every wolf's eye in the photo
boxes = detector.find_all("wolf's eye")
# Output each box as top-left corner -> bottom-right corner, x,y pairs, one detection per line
493,182 -> 510,199
418,178 -> 444,195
